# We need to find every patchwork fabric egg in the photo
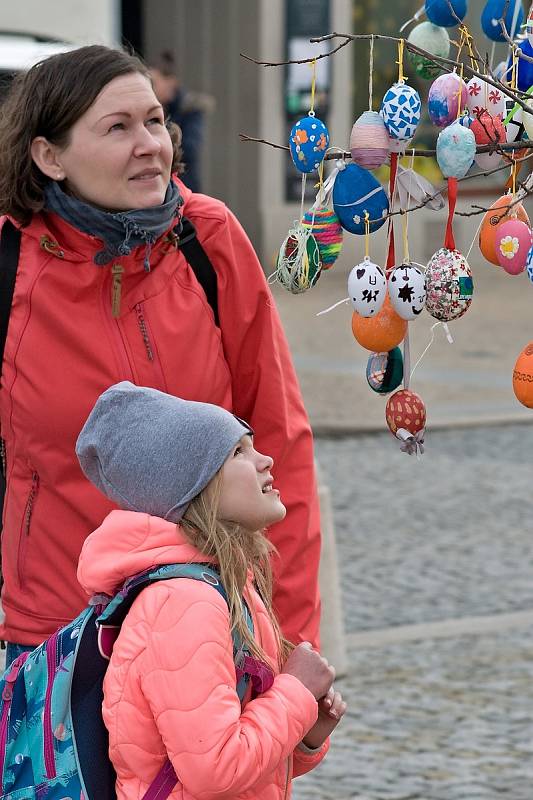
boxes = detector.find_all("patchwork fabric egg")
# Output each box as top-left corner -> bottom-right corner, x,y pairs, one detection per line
407,22 -> 450,80
366,348 -> 404,394
506,39 -> 533,91
482,0 -> 524,41
289,115 -> 329,173
301,207 -> 343,269
436,121 -> 476,178
512,342 -> 533,408
526,245 -> 533,284
332,163 -> 389,235
479,195 -> 530,264
428,72 -> 468,127
388,263 -> 427,320
380,82 -> 421,144
496,219 -> 533,275
351,295 -> 407,352
425,0 -> 467,27
350,111 -> 389,170
466,76 -> 506,119
425,248 -> 473,321
348,258 -> 387,317
386,389 -> 426,435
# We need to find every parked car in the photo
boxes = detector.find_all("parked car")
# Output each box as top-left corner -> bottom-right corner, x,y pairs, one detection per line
0,31 -> 76,99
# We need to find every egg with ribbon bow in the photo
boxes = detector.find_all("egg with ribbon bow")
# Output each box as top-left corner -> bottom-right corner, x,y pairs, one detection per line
386,389 -> 426,436
380,82 -> 422,148
425,248 -> 473,321
348,258 -> 387,317
289,114 -> 330,173
388,263 -> 427,320
332,163 -> 389,235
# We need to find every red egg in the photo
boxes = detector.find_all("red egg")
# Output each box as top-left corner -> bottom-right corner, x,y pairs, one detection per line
496,219 -> 533,275
385,389 -> 426,436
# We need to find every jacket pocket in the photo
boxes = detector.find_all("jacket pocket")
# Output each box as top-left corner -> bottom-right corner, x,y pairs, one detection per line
17,471 -> 39,590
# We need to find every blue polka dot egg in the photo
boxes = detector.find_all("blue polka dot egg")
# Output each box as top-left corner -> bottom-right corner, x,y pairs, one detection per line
289,114 -> 330,173
380,82 -> 421,148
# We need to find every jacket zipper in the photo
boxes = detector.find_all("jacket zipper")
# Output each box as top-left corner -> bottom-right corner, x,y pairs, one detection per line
17,471 -> 39,589
0,438 -> 5,479
43,630 -> 59,779
135,303 -> 154,361
283,754 -> 291,799
111,263 -> 124,318
0,652 -> 30,793
135,302 -> 168,392
101,266 -> 134,381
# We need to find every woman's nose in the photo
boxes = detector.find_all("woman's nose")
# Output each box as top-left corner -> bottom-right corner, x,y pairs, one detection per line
133,125 -> 162,156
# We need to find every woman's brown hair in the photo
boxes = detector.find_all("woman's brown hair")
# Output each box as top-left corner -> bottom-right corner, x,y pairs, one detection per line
182,473 -> 294,669
0,45 -> 183,224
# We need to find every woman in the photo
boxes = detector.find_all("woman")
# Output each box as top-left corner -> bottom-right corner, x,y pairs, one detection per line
0,45 -> 321,661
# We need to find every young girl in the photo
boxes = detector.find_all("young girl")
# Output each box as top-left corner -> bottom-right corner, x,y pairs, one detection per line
76,381 -> 346,800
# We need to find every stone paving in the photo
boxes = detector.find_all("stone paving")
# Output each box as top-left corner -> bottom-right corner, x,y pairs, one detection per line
293,424 -> 533,799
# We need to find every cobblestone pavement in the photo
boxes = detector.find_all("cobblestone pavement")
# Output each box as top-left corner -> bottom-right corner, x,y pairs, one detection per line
293,424 -> 533,799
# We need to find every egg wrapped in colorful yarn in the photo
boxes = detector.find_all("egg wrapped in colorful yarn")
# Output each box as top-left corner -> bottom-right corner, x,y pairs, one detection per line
332,162 -> 389,235
350,111 -> 390,170
496,219 -> 533,275
436,121 -> 476,178
276,227 -> 322,294
348,258 -> 387,317
386,389 -> 426,435
466,76 -> 506,119
366,348 -> 404,394
425,248 -> 473,321
482,0 -> 523,41
301,207 -> 343,269
479,194 -> 530,264
428,72 -> 468,127
407,22 -> 450,80
513,342 -> 533,408
380,82 -> 422,147
425,0 -> 467,27
289,114 -> 330,173
351,295 -> 407,352
388,263 -> 427,320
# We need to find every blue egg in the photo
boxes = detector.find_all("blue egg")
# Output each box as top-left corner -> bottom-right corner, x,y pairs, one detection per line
289,115 -> 329,173
482,0 -> 524,42
380,83 -> 421,142
506,39 -> 533,91
425,0 -> 467,27
526,245 -> 533,285
332,163 -> 389,235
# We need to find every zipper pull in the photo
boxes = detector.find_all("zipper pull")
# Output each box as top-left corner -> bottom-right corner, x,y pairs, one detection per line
111,263 -> 124,318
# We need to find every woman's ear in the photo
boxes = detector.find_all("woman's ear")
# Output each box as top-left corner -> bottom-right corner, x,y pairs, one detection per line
30,136 -> 65,181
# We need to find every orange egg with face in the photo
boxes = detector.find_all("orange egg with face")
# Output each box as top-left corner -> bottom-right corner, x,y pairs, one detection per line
479,195 -> 530,265
351,294 -> 407,352
512,342 -> 533,408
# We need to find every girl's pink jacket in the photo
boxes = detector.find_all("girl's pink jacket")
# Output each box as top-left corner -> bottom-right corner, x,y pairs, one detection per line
77,510 -> 328,800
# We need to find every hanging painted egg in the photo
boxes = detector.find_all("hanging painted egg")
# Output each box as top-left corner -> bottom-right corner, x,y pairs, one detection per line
436,121 -> 476,178
332,163 -> 389,235
301,207 -> 343,269
523,99 -> 533,141
512,342 -> 533,408
388,263 -> 427,320
496,219 -> 533,274
526,245 -> 533,284
481,0 -> 524,42
425,248 -> 473,321
407,22 -> 450,80
380,82 -> 422,144
289,114 -> 330,173
385,389 -> 426,436
276,228 -> 322,294
479,194 -> 530,264
428,72 -> 468,127
351,294 -> 407,352
470,111 -> 506,170
504,98 -> 524,143
350,111 -> 389,170
506,39 -> 533,92
425,0 -> 467,27
348,258 -> 387,317
528,4 -> 533,46
466,76 -> 507,119
366,348 -> 404,394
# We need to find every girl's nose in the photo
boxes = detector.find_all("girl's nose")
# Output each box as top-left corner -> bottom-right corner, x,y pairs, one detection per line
256,450 -> 273,471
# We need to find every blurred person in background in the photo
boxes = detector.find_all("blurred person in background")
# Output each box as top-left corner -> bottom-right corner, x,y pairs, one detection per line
149,50 -> 214,193
0,45 -> 322,664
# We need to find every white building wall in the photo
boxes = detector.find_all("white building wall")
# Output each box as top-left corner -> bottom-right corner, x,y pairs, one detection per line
0,0 -> 119,45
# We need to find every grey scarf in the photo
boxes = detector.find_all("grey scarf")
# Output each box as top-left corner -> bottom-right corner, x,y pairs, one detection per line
44,180 -> 183,270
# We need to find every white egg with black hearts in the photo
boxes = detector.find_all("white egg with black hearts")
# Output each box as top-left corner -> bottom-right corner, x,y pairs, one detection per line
388,263 -> 427,320
348,258 -> 387,317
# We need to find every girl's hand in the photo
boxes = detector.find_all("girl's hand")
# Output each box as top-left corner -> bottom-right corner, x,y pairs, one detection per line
281,641 -> 335,700
301,687 -> 347,750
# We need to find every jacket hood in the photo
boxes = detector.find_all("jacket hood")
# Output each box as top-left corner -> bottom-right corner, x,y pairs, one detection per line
77,509 -> 211,598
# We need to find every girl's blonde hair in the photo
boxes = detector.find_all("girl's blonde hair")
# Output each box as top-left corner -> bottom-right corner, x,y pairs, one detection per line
181,472 -> 293,668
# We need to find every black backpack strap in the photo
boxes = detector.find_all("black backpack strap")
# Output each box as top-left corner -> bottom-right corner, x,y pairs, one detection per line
177,216 -> 219,327
0,220 -> 20,381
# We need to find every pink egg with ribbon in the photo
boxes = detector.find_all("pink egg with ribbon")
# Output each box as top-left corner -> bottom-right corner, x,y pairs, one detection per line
496,218 -> 533,275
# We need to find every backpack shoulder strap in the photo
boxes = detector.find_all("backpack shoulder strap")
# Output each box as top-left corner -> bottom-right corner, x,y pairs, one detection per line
0,220 -> 20,380
177,216 -> 219,327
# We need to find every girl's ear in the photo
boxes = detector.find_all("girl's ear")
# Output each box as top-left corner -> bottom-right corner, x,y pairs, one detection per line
30,136 -> 65,181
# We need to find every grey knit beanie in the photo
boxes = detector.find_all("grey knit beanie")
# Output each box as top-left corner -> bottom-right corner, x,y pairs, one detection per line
76,381 -> 252,522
